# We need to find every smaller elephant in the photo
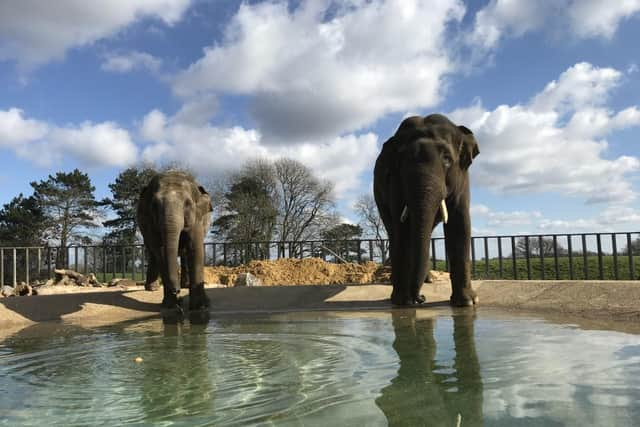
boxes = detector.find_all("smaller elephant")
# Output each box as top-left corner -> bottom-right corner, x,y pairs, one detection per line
137,171 -> 213,310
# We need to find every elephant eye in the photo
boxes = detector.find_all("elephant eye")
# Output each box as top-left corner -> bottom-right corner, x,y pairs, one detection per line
442,154 -> 452,169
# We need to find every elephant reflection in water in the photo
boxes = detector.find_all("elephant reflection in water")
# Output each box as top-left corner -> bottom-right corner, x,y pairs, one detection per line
376,311 -> 483,426
139,314 -> 214,423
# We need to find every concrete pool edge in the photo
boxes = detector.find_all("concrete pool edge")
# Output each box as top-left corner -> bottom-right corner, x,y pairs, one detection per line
1,280 -> 640,336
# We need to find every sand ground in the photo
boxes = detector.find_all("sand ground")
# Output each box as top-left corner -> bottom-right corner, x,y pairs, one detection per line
2,279 -> 640,339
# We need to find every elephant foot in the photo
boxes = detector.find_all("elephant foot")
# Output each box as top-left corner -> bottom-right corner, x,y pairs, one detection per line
450,288 -> 479,307
145,280 -> 161,291
391,293 -> 426,306
162,290 -> 181,308
189,283 -> 210,311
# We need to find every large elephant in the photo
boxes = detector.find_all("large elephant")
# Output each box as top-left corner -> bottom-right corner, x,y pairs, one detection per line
137,171 -> 213,310
373,114 -> 479,306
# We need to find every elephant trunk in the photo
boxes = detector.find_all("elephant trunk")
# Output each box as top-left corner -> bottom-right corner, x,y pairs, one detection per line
161,206 -> 184,295
406,177 -> 444,302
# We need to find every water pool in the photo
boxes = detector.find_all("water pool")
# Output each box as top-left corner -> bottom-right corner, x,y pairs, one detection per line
1,309 -> 639,426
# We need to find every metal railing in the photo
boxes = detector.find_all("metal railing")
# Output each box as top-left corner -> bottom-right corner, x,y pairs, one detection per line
1,232 -> 639,286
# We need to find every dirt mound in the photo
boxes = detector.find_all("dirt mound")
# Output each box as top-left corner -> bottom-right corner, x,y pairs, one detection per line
204,258 -> 448,286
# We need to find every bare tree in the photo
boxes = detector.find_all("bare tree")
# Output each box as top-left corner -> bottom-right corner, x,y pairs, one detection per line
274,158 -> 335,245
354,193 -> 388,262
516,236 -> 567,257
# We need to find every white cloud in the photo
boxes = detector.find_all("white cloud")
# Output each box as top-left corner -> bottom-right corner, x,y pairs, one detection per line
0,108 -> 137,167
450,62 -> 640,205
139,107 -> 379,198
472,205 -> 543,227
172,0 -> 466,141
101,50 -> 162,74
471,204 -> 640,234
0,0 -> 191,69
469,0 -> 640,51
0,108 -> 48,145
567,0 -> 640,39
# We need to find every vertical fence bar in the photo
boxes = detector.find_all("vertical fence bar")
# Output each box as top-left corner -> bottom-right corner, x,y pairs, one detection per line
83,247 -> 87,274
498,238 -> 503,279
511,236 -> 517,279
582,234 -> 588,280
0,248 -> 3,287
47,246 -> 51,279
597,234 -> 604,280
212,243 -> 217,266
525,237 -> 531,280
628,233 -> 635,279
141,245 -> 146,278
25,248 -> 29,285
483,237 -> 489,278
12,248 -> 17,286
37,248 -> 42,281
612,234 -> 618,280
223,243 -> 228,265
539,236 -> 545,280
553,235 -> 559,279
74,246 -> 79,272
101,246 -> 106,282
471,238 -> 476,278
568,235 -> 574,280
431,240 -> 436,270
122,246 -> 126,277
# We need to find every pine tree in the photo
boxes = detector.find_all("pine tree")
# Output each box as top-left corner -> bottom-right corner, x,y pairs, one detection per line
0,194 -> 46,245
101,166 -> 157,245
31,169 -> 99,265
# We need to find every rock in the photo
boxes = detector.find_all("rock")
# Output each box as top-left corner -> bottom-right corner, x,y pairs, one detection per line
234,272 -> 262,287
429,270 -> 450,283
15,282 -> 32,296
1,286 -> 15,297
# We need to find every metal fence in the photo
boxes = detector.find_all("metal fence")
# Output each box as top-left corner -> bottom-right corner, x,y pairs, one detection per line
1,232 -> 639,286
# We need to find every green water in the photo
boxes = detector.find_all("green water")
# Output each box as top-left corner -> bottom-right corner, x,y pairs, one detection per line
1,309 -> 639,426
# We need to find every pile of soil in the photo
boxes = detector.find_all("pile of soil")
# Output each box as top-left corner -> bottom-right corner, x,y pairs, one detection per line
203,257 -> 450,286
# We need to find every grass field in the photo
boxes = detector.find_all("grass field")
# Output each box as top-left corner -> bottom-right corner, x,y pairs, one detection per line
431,255 -> 640,280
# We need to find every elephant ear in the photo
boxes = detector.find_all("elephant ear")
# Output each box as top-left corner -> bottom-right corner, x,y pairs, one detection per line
197,186 -> 213,213
458,125 -> 479,170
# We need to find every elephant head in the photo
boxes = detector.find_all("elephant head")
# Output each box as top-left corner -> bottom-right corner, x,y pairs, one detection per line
373,114 -> 479,306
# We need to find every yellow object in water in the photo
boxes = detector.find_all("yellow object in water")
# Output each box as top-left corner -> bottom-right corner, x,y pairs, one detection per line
134,357 -> 143,363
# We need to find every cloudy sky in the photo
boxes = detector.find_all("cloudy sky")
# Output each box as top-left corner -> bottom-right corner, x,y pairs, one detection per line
0,0 -> 639,236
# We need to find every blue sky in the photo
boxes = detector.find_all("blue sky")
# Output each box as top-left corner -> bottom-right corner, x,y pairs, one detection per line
0,0 -> 639,237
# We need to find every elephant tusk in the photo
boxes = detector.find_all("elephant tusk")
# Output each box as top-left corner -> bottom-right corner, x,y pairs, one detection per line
400,205 -> 408,223
441,199 -> 448,224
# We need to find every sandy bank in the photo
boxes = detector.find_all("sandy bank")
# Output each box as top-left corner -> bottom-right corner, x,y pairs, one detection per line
2,280 -> 640,338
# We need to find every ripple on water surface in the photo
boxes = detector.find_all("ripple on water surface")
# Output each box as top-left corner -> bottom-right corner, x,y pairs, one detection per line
0,310 -> 639,426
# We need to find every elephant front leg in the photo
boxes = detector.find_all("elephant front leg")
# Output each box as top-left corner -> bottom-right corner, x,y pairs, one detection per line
187,229 -> 209,310
144,253 -> 161,291
444,199 -> 478,307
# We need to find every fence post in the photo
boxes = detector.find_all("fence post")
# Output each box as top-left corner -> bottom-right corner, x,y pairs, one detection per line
12,248 -> 17,286
553,235 -> 559,279
1,248 -> 4,287
628,233 -> 635,280
612,234 -> 618,280
498,238 -> 503,278
511,236 -> 517,279
37,248 -> 42,281
582,234 -> 588,280
431,239 -> 436,270
597,234 -> 603,280
25,248 -> 29,285
567,235 -> 573,280
539,236 -> 545,280
525,237 -> 531,280
484,237 -> 489,278
471,238 -> 476,278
